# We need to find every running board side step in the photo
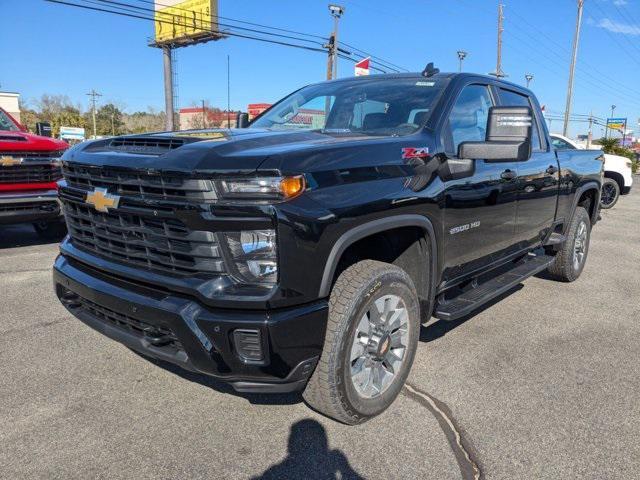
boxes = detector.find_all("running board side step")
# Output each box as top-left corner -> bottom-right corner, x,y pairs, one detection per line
434,255 -> 554,321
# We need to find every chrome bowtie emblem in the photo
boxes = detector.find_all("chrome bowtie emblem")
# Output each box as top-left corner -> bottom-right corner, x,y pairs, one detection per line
0,156 -> 23,167
85,188 -> 120,213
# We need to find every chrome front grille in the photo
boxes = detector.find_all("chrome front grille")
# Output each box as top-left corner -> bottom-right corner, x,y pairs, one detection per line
0,163 -> 62,184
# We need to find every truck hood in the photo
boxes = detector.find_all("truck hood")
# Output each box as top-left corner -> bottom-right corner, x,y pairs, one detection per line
63,128 -> 404,175
0,131 -> 69,153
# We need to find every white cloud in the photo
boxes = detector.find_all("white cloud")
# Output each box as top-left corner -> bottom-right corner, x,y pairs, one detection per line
597,18 -> 640,35
612,0 -> 628,6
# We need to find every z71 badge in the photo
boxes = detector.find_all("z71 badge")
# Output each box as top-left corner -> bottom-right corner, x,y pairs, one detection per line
402,147 -> 430,160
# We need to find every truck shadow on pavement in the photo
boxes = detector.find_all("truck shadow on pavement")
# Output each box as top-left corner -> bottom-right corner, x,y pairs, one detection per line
420,285 -> 524,343
251,419 -> 364,480
0,223 -> 66,249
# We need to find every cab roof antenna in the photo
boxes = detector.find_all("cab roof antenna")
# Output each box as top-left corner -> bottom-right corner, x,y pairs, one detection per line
422,62 -> 440,78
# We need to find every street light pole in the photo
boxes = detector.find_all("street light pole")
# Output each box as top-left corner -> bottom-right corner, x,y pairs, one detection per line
457,50 -> 467,72
563,0 -> 585,137
327,5 -> 345,80
525,74 -> 534,88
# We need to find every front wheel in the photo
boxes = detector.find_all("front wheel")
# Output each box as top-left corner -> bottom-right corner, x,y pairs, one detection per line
600,178 -> 620,209
303,260 -> 420,425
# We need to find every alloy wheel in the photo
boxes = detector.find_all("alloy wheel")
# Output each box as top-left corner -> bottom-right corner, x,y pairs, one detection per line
349,294 -> 409,398
573,221 -> 588,271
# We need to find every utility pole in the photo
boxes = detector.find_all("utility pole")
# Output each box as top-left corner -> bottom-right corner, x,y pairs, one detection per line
326,5 -> 345,80
490,4 -> 506,78
227,54 -> 231,128
163,46 -> 175,131
86,89 -> 102,139
607,104 -> 616,139
111,113 -> 115,136
525,73 -> 534,88
201,100 -> 207,128
563,0 -> 585,137
587,110 -> 593,148
457,50 -> 468,72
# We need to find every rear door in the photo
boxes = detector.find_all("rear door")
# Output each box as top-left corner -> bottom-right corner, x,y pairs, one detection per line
440,84 -> 519,278
496,88 -> 560,246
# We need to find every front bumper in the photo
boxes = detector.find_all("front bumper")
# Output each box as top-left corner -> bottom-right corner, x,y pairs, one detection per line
622,170 -> 633,194
0,189 -> 62,225
53,254 -> 328,393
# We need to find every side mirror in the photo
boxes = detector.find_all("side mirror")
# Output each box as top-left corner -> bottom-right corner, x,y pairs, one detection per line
236,112 -> 250,128
458,106 -> 533,162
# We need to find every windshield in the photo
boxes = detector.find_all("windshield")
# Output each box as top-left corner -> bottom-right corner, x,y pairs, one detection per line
0,109 -> 20,132
251,77 -> 449,136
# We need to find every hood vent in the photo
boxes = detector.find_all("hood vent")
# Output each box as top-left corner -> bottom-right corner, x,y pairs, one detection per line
108,136 -> 185,155
0,135 -> 27,142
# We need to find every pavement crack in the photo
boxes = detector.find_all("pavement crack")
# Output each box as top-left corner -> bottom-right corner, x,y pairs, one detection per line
403,383 -> 482,480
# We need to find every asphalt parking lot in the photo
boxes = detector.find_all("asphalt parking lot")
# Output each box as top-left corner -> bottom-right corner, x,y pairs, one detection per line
1,182 -> 639,480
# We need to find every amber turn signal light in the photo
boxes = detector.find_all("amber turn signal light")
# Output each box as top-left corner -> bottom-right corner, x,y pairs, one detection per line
280,175 -> 306,199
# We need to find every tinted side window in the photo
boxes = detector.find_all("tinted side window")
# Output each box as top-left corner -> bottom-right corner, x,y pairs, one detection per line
446,85 -> 493,153
498,88 -> 543,151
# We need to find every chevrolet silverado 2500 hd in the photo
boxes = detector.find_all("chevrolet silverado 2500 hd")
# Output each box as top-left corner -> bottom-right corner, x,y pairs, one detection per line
53,72 -> 603,424
0,107 -> 68,237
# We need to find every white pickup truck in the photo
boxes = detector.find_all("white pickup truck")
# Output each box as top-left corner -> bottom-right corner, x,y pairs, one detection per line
550,134 -> 633,209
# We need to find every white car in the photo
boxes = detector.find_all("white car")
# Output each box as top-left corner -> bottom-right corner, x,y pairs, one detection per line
550,134 -> 633,209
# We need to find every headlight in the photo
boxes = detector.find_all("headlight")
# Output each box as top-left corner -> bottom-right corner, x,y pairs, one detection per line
223,230 -> 278,285
217,175 -> 305,201
626,160 -> 632,169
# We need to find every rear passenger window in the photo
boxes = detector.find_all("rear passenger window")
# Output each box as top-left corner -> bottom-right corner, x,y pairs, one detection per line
498,88 -> 544,151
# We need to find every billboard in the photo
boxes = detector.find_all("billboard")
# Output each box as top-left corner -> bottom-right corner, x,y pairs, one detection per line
607,117 -> 627,131
154,0 -> 220,45
60,126 -> 85,141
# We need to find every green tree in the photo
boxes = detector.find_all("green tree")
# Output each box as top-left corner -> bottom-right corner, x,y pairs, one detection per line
84,103 -> 125,137
35,94 -> 85,137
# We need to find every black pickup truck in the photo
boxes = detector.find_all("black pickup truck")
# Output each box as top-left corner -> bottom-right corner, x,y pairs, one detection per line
54,71 -> 603,424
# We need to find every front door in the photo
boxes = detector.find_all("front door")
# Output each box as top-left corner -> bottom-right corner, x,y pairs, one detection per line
440,84 -> 519,280
496,88 -> 560,246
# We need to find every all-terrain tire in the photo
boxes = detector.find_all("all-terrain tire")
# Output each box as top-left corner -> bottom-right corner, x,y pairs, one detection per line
547,206 -> 591,282
600,177 -> 620,209
303,260 -> 420,425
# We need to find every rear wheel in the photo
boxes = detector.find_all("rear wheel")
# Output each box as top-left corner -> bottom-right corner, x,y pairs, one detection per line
303,260 -> 420,425
547,206 -> 591,282
33,220 -> 67,240
600,178 -> 620,209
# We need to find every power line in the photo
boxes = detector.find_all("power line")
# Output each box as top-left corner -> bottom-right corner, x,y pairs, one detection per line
45,0 -> 329,53
589,0 -> 640,69
128,0 -> 405,72
456,0 -> 640,102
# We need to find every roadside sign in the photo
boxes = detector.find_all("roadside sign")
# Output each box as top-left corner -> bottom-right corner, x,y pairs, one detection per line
60,126 -> 85,141
154,0 -> 219,45
607,118 -> 627,130
355,57 -> 370,76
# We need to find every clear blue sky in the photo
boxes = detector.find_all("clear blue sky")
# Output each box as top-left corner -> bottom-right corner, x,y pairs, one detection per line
1,0 -> 639,137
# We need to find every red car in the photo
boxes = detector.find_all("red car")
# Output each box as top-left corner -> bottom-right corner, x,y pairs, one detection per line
0,107 -> 68,237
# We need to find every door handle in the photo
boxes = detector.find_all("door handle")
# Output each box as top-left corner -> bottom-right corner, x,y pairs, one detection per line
500,169 -> 517,181
546,165 -> 559,175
